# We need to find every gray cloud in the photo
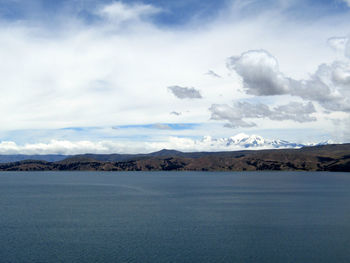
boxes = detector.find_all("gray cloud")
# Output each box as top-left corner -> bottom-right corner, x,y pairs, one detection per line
209,103 -> 257,128
205,70 -> 221,78
296,62 -> 350,112
227,49 -> 350,112
227,50 -> 290,96
270,102 -> 316,122
209,101 -> 316,128
168,85 -> 202,99
170,111 -> 181,116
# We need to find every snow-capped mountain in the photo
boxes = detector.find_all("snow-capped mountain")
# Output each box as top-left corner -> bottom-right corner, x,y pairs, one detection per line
197,133 -> 330,150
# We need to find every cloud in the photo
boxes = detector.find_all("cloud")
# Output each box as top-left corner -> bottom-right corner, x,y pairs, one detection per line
227,49 -> 350,113
0,139 -> 155,155
271,102 -> 316,122
0,0 -> 349,144
329,61 -> 350,86
327,36 -> 350,59
167,86 -> 202,99
298,61 -> 350,112
327,37 -> 348,52
96,2 -> 161,24
209,101 -> 316,128
205,70 -> 221,78
0,140 -> 106,155
0,132 -> 329,155
0,136 -> 280,155
170,111 -> 181,116
209,103 -> 257,128
346,39 -> 350,58
227,50 -> 290,96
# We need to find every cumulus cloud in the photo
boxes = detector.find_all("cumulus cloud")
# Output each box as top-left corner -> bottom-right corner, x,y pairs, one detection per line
209,101 -> 316,128
227,49 -> 350,113
168,86 -> 202,99
227,50 -> 291,96
297,61 -> 350,112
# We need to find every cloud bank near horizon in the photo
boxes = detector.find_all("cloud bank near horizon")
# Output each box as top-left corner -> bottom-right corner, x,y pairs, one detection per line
0,133 -> 334,155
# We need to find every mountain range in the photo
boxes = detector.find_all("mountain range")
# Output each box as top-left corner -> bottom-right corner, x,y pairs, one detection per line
197,133 -> 332,149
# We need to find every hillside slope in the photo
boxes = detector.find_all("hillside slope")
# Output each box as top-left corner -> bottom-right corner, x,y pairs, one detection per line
0,144 -> 349,172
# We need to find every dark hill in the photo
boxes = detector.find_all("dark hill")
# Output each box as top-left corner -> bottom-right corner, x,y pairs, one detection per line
0,144 -> 349,172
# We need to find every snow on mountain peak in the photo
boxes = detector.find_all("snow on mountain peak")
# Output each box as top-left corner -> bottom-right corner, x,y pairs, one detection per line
196,133 -> 330,150
230,133 -> 250,141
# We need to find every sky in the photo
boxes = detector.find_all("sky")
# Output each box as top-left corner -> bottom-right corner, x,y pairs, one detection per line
0,0 -> 350,154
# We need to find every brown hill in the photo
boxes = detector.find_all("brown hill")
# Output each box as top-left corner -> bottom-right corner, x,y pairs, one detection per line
0,144 -> 349,172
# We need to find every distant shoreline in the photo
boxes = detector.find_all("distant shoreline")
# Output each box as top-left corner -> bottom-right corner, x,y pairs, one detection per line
0,144 -> 349,172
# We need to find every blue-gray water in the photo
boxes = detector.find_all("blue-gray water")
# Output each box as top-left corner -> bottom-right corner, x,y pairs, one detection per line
0,172 -> 350,263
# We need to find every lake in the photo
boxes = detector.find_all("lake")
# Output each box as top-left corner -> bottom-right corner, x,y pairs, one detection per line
0,171 -> 349,263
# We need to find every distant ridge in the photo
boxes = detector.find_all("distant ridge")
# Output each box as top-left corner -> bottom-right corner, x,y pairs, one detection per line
0,144 -> 349,172
0,154 -> 68,164
148,149 -> 183,156
0,134 -> 335,163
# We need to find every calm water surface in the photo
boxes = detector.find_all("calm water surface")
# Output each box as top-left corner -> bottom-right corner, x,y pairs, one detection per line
0,171 -> 349,263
